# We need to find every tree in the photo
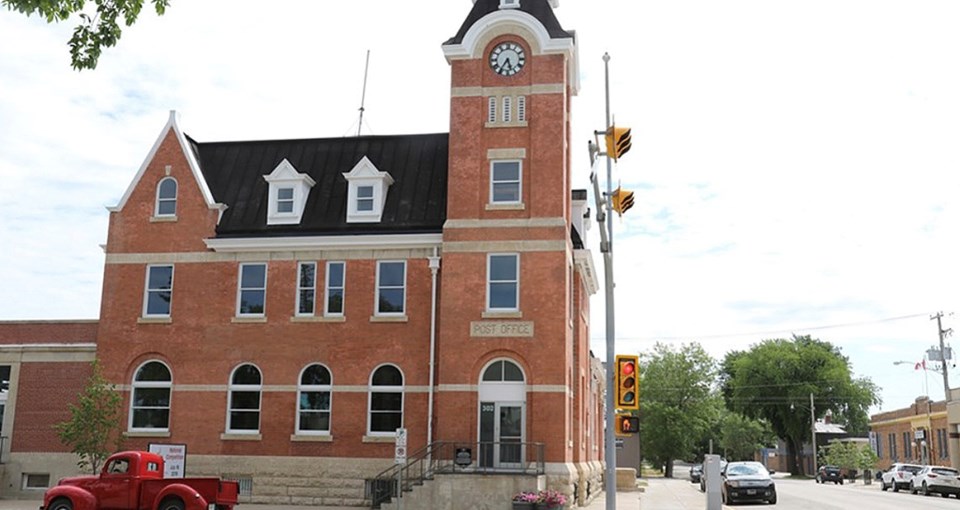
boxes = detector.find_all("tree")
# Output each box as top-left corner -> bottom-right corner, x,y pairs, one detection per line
55,359 -> 126,473
821,440 -> 879,480
639,342 -> 720,478
1,0 -> 169,70
720,335 -> 880,476
718,410 -> 776,461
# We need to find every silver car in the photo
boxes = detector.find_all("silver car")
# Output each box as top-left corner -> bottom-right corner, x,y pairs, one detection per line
909,465 -> 960,498
880,463 -> 923,492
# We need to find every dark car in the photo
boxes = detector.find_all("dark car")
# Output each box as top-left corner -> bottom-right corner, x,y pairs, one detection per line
690,463 -> 703,483
722,461 -> 777,505
700,460 -> 728,492
816,465 -> 843,484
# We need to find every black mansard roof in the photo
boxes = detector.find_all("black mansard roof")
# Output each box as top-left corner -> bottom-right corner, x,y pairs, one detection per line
186,133 -> 449,238
445,0 -> 574,46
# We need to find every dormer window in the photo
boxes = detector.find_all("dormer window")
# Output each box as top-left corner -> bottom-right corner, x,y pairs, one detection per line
343,156 -> 394,223
500,0 -> 520,8
263,159 -> 316,225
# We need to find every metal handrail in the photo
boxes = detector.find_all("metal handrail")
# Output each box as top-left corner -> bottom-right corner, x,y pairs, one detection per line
365,441 -> 545,508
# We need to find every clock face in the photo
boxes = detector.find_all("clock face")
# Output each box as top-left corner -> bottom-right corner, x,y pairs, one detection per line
489,42 -> 526,76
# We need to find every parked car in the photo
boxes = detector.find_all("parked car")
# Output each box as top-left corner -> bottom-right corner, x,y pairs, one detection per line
721,461 -> 777,505
815,465 -> 843,484
909,465 -> 960,498
880,463 -> 923,492
690,463 -> 703,483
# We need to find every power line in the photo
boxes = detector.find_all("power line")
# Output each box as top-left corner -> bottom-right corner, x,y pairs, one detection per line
593,312 -> 941,342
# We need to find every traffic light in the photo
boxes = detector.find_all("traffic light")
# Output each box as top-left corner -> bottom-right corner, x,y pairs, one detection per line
604,125 -> 632,161
615,354 -> 639,410
616,414 -> 640,435
610,187 -> 635,216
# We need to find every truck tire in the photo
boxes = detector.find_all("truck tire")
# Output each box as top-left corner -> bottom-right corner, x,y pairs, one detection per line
48,499 -> 73,510
159,498 -> 185,510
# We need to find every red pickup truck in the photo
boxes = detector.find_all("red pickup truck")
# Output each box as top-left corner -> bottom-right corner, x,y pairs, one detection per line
41,451 -> 239,510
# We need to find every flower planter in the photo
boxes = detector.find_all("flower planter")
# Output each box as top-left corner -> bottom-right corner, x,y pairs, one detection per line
511,502 -> 537,510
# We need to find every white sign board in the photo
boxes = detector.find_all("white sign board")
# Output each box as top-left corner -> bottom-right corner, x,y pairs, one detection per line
395,428 -> 408,465
148,443 -> 187,479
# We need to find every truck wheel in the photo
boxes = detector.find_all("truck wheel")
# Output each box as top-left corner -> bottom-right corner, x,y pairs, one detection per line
49,499 -> 73,510
159,499 -> 185,510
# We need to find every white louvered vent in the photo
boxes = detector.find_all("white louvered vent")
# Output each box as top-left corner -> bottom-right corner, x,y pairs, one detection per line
488,96 -> 497,123
503,96 -> 512,123
517,96 -> 526,122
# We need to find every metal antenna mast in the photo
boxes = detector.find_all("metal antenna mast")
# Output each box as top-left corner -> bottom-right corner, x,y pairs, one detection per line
357,50 -> 371,137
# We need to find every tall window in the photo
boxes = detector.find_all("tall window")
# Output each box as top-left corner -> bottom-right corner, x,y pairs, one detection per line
155,177 -> 177,217
297,364 -> 332,434
129,361 -> 171,431
488,254 -> 519,311
376,261 -> 406,315
889,432 -> 897,460
227,364 -> 261,433
237,263 -> 267,316
325,261 -> 345,316
277,187 -> 294,213
903,432 -> 911,459
490,160 -> 521,203
369,365 -> 403,434
296,262 -> 316,316
143,265 -> 174,317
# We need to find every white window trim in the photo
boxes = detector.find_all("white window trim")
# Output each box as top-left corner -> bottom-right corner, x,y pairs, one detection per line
296,262 -> 317,317
226,364 -> 262,434
325,261 -> 346,317
375,260 -> 406,316
128,360 -> 172,432
367,364 -> 404,436
236,263 -> 267,318
489,160 -> 523,205
142,264 -> 174,318
487,253 -> 520,312
154,177 -> 178,218
295,364 -> 333,436
343,156 -> 395,223
263,159 -> 316,226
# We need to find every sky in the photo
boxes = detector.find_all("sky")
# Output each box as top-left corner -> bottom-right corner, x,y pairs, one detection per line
1,1 -> 959,415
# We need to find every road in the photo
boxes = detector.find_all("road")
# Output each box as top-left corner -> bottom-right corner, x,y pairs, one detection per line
771,477 -> 959,509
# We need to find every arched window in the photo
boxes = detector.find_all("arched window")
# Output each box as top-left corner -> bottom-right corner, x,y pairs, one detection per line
130,361 -> 172,431
297,364 -> 332,434
155,177 -> 178,217
368,365 -> 403,435
227,364 -> 261,433
482,359 -> 525,382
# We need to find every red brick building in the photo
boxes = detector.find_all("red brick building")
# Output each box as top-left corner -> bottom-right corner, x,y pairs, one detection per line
870,397 -> 951,469
1,1 -> 606,508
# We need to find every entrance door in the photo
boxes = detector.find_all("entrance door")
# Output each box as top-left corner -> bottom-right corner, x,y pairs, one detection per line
479,401 -> 524,469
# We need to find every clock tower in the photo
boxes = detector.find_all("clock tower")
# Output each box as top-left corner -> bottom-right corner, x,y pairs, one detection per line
438,0 -> 593,493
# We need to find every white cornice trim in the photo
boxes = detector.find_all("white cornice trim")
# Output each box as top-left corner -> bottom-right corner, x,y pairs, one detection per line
574,249 -> 599,296
444,217 -> 566,229
442,10 -> 579,95
205,233 -> 444,253
109,111 -> 225,214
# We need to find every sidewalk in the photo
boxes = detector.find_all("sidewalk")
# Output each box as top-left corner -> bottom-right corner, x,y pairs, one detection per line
583,477 -> 703,510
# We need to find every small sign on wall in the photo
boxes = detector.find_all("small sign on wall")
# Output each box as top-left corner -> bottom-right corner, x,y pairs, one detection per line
148,443 -> 187,478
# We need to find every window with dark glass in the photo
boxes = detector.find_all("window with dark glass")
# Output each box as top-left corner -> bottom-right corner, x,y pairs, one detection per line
237,263 -> 267,316
277,187 -> 294,213
144,265 -> 174,317
325,261 -> 345,316
376,261 -> 405,314
297,364 -> 332,434
357,185 -> 374,212
488,254 -> 518,310
228,364 -> 261,432
369,365 -> 403,434
491,161 -> 521,203
130,361 -> 171,430
297,262 -> 316,315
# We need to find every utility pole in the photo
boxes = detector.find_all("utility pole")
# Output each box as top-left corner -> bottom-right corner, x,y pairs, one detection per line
810,393 -> 817,475
932,312 -> 958,469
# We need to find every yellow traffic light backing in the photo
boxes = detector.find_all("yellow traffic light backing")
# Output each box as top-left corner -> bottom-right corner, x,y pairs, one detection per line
616,413 -> 640,435
611,187 -> 635,216
615,354 -> 639,410
605,125 -> 632,161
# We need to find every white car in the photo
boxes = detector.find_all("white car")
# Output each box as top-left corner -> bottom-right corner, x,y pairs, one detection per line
880,463 -> 923,492
909,465 -> 960,498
